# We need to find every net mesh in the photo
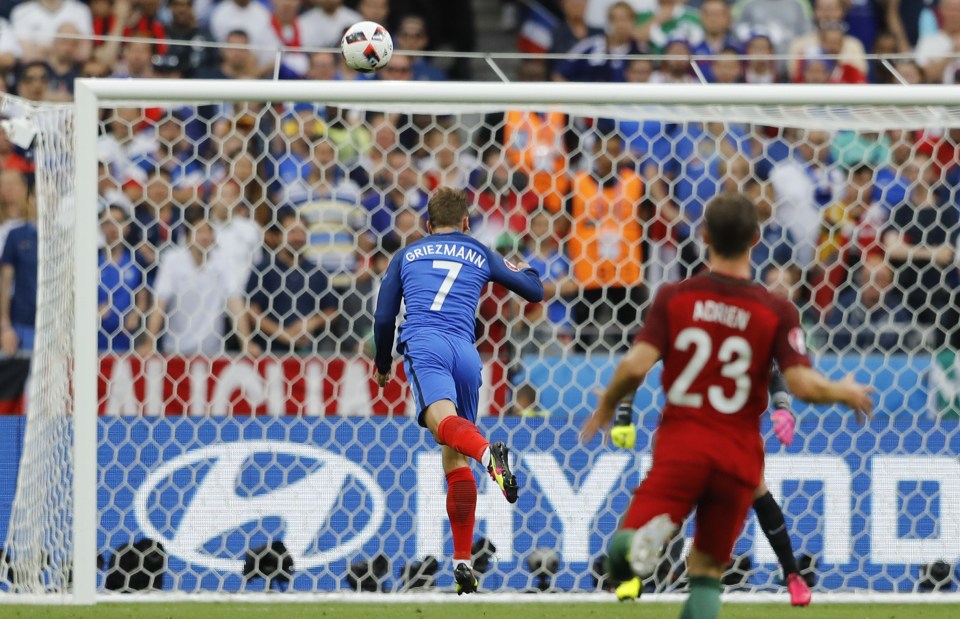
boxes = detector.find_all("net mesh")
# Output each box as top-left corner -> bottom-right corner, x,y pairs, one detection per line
6,88 -> 960,597
1,97 -> 75,594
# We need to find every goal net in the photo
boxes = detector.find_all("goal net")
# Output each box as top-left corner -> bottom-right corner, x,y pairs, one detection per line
2,80 -> 960,601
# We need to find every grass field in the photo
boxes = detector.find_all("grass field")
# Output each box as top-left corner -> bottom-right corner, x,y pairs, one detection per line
3,603 -> 960,619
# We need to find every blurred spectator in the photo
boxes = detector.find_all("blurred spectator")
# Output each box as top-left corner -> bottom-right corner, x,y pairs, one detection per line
709,46 -> 743,83
843,0 -> 881,54
0,194 -> 36,355
357,0 -> 390,27
468,147 -> 538,246
396,15 -> 447,81
15,61 -> 52,102
732,0 -> 813,55
585,0 -> 653,30
763,263 -> 801,304
165,0 -> 218,79
271,0 -> 308,76
354,112 -> 398,189
635,0 -> 703,53
521,211 -> 576,340
379,50 -> 415,80
476,61 -> 572,215
420,128 -> 476,191
818,254 -> 922,353
789,0 -> 867,80
692,0 -> 737,56
742,31 -> 780,83
111,40 -> 155,79
0,14 -> 20,77
210,180 -> 262,297
553,1 -> 645,82
11,0 -> 92,64
882,155 -> 960,333
649,38 -> 696,82
97,107 -> 158,193
46,24 -> 83,100
286,136 -> 366,274
569,134 -> 644,350
139,206 -> 248,356
128,168 -> 186,282
871,30 -> 898,84
209,0 -> 274,71
512,383 -> 549,417
887,0 -> 939,53
745,178 -> 794,279
300,0 -> 361,48
915,0 -> 960,83
819,164 -> 880,266
791,19 -> 867,84
0,127 -> 32,175
246,207 -> 338,355
874,129 -> 914,213
831,128 -> 889,170
550,0 -> 603,60
197,29 -> 261,79
407,0 -> 477,80
769,129 -> 842,266
98,204 -> 147,353
361,148 -> 428,246
893,59 -> 924,84
304,51 -> 340,80
0,170 -> 29,262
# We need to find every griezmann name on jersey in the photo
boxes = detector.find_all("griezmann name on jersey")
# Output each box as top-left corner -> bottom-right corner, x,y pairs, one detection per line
373,231 -> 544,373
635,272 -> 811,487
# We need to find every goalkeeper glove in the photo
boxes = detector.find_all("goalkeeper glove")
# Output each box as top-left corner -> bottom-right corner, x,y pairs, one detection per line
615,577 -> 642,601
771,408 -> 796,446
610,400 -> 636,450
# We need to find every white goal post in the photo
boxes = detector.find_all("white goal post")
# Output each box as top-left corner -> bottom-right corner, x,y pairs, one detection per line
4,79 -> 960,604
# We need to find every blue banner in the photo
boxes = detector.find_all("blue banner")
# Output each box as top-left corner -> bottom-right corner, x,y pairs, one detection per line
0,354 -> 956,593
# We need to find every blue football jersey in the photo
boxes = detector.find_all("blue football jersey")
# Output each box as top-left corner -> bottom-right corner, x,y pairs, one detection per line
373,231 -> 544,372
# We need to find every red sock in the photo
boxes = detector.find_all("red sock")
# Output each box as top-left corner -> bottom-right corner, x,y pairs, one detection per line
436,416 -> 489,464
446,467 -> 477,561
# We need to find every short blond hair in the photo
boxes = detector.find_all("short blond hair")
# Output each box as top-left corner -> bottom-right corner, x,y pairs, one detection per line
427,187 -> 468,228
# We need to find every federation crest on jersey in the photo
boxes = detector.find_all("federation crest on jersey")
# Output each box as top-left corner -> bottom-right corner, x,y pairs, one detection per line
788,327 -> 807,355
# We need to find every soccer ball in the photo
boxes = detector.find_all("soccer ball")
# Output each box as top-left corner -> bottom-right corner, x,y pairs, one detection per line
340,21 -> 393,74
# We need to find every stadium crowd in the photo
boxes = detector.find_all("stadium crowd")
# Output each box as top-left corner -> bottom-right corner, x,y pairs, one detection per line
0,0 -> 959,367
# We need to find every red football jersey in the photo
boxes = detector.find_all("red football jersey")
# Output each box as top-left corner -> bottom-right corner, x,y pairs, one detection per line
635,272 -> 811,486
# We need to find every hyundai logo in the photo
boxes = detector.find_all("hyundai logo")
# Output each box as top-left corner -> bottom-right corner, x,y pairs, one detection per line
133,441 -> 386,571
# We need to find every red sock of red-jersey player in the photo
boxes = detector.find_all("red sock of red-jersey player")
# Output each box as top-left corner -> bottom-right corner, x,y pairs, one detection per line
446,467 -> 477,563
437,416 -> 490,465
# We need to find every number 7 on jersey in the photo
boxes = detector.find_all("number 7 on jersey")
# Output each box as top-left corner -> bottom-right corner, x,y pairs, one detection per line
430,260 -> 462,311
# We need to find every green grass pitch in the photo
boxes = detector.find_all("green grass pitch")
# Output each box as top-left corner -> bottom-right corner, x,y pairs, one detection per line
3,603 -> 960,619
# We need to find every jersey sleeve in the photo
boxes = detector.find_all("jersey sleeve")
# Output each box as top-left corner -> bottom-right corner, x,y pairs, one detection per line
486,249 -> 545,302
633,285 -> 670,354
373,254 -> 404,374
772,300 -> 812,372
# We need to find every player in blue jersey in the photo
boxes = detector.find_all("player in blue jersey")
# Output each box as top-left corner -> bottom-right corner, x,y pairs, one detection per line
373,187 -> 545,594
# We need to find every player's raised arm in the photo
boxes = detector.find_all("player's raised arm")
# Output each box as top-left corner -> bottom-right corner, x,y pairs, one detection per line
372,254 -> 404,386
486,250 -> 545,302
783,367 -> 874,424
772,298 -> 874,423
581,341 -> 662,444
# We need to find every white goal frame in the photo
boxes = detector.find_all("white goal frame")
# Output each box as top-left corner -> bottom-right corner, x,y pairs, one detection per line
44,79 -> 960,605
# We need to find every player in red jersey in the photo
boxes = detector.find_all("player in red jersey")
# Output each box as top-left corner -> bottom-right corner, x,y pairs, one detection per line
581,192 -> 873,619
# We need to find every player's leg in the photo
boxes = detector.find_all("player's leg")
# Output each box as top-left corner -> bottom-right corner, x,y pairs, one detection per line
453,343 -> 518,504
606,461 -> 706,584
685,470 -> 756,619
442,445 -> 480,595
405,341 -> 492,469
753,479 -> 811,606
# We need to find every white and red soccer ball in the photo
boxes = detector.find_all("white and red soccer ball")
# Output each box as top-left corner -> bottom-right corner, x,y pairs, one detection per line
340,21 -> 394,74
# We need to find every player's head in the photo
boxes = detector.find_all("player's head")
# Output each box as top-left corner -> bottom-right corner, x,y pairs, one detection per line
184,205 -> 215,252
426,187 -> 469,234
702,192 -> 760,258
